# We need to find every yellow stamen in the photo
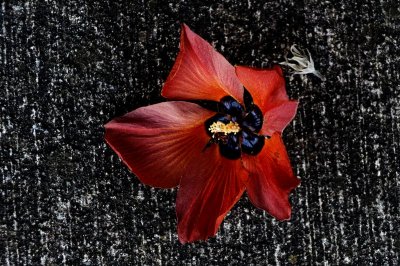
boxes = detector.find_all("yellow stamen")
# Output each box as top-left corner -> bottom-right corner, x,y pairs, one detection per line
209,121 -> 241,135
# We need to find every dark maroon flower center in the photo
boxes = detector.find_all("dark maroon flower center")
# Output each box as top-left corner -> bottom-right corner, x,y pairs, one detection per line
201,89 -> 266,160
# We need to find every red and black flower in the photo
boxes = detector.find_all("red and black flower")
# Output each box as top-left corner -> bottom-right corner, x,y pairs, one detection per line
105,24 -> 300,243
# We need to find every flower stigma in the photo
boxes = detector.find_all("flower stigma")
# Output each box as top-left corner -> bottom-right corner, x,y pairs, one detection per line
209,121 -> 241,135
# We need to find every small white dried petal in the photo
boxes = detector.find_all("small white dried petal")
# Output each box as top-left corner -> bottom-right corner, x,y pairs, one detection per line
280,45 -> 325,81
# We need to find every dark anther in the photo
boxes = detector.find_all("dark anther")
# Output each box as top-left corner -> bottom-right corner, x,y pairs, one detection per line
203,91 -> 266,160
241,130 -> 265,155
220,96 -> 244,120
219,134 -> 241,160
242,105 -> 263,132
243,87 -> 254,110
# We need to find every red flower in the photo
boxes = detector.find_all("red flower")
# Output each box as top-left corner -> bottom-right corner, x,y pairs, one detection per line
105,24 -> 300,243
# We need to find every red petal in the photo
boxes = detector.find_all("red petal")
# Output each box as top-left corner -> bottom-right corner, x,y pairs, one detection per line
162,24 -> 243,103
235,65 -> 289,113
176,147 -> 246,243
242,133 -> 300,220
104,102 -> 214,188
262,101 -> 298,136
236,65 -> 298,135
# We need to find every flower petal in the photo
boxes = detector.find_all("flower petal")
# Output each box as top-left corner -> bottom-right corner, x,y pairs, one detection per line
162,24 -> 243,103
104,102 -> 214,188
176,146 -> 246,243
235,65 -> 289,114
262,101 -> 298,136
236,66 -> 298,135
242,133 -> 300,220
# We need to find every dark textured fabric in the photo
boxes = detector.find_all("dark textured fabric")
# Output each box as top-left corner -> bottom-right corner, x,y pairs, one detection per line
1,1 -> 399,265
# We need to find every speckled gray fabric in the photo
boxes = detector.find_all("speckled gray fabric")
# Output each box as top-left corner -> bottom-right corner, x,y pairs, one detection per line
1,0 -> 399,265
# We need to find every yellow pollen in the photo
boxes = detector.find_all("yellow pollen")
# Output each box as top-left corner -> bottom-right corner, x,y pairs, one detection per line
209,121 -> 241,135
